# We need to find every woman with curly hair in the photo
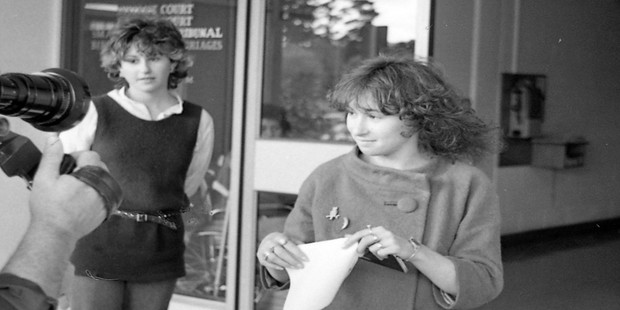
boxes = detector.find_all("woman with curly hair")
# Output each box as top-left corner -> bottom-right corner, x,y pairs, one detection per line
60,17 -> 214,309
257,55 -> 503,309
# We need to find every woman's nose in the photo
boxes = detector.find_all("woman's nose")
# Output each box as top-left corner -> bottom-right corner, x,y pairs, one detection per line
347,114 -> 366,136
138,59 -> 151,72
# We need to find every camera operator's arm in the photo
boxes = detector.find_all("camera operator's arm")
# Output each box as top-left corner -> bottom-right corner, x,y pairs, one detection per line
0,136 -> 107,309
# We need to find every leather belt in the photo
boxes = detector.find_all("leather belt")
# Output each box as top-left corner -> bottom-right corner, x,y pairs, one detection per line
113,210 -> 178,230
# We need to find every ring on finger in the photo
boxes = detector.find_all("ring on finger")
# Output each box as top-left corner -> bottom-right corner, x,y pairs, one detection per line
264,251 -> 272,261
366,224 -> 373,234
279,238 -> 288,246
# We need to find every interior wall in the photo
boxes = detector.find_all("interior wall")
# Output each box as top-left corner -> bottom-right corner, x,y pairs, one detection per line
501,0 -> 620,233
0,0 -> 62,267
435,0 -> 620,234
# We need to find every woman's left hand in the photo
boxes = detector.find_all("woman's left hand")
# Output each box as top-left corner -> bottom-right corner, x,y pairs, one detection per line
343,225 -> 412,260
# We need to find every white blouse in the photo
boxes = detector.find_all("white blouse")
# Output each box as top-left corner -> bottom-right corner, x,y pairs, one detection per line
59,87 -> 215,196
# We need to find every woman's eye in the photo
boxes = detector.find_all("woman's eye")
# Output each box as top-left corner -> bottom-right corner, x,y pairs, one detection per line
366,112 -> 381,119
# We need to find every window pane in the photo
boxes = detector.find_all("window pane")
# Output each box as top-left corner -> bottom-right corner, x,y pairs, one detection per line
261,0 -> 432,142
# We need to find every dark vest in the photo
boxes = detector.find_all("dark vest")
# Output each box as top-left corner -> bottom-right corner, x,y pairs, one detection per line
92,95 -> 200,213
71,95 -> 202,281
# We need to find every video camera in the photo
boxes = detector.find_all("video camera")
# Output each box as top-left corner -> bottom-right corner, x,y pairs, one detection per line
0,68 -> 122,216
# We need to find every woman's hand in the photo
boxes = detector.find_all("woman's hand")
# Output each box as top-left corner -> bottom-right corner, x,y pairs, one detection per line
343,225 -> 415,260
344,225 -> 458,295
256,232 -> 308,272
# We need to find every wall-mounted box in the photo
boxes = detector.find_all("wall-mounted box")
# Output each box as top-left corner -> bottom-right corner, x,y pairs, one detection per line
532,138 -> 588,169
499,73 -> 546,167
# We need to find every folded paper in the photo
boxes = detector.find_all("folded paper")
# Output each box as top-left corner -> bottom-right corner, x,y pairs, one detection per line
283,238 -> 359,310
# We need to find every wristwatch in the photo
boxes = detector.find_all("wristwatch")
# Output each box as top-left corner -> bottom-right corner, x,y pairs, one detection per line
405,238 -> 422,261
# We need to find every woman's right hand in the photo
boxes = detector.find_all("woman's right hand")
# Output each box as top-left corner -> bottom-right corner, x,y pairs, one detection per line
256,232 -> 308,272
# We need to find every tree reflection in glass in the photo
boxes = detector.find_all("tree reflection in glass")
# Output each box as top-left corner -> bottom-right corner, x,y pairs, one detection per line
261,0 -> 431,142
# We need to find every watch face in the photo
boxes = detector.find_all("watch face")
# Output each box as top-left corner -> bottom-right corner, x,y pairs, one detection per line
409,238 -> 421,253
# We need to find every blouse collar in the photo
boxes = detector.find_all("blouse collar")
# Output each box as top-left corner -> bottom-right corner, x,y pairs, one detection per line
111,87 -> 184,121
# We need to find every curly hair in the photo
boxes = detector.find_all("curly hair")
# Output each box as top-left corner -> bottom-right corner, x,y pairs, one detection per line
328,55 -> 502,162
100,17 -> 193,89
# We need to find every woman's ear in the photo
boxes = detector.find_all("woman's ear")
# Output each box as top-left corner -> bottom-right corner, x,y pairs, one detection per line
401,120 -> 420,138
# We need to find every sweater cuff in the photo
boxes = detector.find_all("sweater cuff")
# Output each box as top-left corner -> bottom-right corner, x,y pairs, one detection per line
259,266 -> 290,290
432,285 -> 458,309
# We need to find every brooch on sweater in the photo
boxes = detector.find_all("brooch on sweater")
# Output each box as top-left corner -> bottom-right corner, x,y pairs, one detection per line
325,207 -> 350,230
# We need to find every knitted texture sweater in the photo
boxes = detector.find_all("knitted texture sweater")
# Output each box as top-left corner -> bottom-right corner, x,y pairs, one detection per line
275,147 -> 503,309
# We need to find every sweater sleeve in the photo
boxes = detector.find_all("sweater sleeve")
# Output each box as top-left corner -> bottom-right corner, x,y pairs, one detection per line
434,173 -> 504,309
282,175 -> 317,244
259,172 -> 319,290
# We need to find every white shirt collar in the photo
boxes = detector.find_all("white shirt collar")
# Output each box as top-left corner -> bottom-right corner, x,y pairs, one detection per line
108,87 -> 184,121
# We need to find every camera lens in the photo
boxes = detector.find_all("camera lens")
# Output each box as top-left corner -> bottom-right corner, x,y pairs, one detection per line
0,68 -> 90,132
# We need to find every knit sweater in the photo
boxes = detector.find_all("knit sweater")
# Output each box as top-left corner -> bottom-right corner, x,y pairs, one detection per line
269,147 -> 503,310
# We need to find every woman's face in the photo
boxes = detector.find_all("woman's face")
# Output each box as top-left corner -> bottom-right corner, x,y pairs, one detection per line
261,118 -> 284,138
118,45 -> 172,94
346,96 -> 418,168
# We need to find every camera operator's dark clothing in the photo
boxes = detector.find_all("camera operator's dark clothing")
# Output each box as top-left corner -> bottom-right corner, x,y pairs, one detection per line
70,95 -> 202,282
0,273 -> 56,310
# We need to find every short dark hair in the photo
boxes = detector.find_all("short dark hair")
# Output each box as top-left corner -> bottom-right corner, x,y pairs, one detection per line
261,104 -> 291,134
100,17 -> 192,89
328,55 -> 502,162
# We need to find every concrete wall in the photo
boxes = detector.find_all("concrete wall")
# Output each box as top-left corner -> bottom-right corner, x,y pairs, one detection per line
434,0 -> 620,234
0,0 -> 62,267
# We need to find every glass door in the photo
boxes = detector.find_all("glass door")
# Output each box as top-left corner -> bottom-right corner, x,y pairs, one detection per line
240,1 -> 434,309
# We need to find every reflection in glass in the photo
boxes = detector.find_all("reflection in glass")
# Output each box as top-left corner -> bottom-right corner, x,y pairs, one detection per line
261,0 -> 431,142
261,104 -> 291,138
69,0 -> 239,305
179,153 -> 231,301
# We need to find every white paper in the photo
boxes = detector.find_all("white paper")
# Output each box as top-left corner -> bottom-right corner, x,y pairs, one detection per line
283,238 -> 359,310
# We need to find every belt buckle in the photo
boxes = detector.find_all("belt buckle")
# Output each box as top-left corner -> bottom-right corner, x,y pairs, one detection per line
136,213 -> 148,222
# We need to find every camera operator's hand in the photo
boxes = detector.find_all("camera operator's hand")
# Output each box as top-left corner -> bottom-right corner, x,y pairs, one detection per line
29,135 -> 108,237
0,135 -> 110,303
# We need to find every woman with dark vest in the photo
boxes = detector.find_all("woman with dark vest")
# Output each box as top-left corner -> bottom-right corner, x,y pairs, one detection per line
59,17 -> 214,309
